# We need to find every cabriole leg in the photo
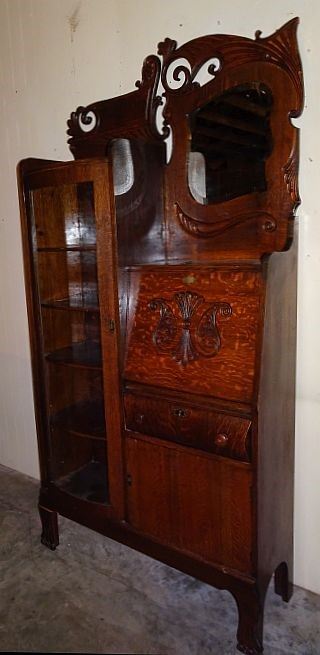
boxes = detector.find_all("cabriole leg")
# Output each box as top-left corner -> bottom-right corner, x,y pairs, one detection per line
39,504 -> 59,550
235,587 -> 264,655
274,561 -> 293,602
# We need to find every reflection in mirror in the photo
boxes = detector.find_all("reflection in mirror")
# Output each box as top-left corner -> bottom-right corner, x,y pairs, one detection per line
111,139 -> 166,268
188,83 -> 273,205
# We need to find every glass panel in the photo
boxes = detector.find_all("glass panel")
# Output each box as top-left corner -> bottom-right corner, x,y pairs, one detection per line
37,250 -> 99,310
188,83 -> 273,204
111,139 -> 134,196
32,182 -> 96,248
30,182 -> 109,504
111,139 -> 166,267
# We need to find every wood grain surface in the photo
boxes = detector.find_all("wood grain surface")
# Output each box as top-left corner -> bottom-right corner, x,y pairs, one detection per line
124,392 -> 251,461
126,436 -> 253,574
124,268 -> 262,402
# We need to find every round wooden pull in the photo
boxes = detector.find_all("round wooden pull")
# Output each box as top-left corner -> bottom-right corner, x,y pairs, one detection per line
214,433 -> 229,447
135,414 -> 144,424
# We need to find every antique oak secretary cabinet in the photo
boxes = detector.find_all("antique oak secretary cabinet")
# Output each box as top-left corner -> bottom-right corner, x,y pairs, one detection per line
18,19 -> 303,655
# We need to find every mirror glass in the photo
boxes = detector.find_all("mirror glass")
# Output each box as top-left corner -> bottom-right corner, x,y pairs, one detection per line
188,83 -> 273,205
110,139 -> 134,196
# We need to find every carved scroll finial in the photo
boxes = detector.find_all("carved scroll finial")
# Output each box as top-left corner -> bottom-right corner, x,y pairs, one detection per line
67,106 -> 98,138
253,18 -> 303,117
158,36 -> 220,95
157,38 -> 177,58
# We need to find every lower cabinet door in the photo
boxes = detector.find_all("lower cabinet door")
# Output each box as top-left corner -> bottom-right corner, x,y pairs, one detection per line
125,436 -> 253,575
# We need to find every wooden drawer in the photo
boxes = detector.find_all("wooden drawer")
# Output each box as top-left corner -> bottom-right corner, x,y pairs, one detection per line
124,393 -> 251,462
124,268 -> 262,403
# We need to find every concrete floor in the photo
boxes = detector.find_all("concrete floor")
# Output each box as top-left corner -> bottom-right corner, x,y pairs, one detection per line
0,463 -> 319,654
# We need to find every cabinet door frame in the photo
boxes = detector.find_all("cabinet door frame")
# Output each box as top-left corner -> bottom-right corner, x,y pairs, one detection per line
18,157 -> 125,520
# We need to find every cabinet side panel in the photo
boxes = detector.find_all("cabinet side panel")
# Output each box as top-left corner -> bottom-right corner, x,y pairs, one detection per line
17,160 -> 55,484
257,228 -> 298,591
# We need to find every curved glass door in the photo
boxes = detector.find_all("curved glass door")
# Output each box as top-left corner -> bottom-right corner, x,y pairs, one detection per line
29,179 -> 109,503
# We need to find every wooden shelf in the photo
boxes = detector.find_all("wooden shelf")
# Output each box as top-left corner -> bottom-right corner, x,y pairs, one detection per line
55,460 -> 109,504
222,94 -> 269,118
46,341 -> 102,369
198,110 -> 267,137
37,245 -> 96,252
52,400 -> 106,440
41,291 -> 99,312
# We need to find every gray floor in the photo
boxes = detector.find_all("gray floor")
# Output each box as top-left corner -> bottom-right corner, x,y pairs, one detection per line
0,464 -> 319,655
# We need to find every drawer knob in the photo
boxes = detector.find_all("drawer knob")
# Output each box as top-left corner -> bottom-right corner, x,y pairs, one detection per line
215,433 -> 229,447
135,413 -> 144,424
172,407 -> 189,418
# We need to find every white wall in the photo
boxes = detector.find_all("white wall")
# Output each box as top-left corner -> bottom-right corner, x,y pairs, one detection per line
0,0 -> 319,594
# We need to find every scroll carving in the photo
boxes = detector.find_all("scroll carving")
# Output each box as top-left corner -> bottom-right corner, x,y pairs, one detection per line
148,298 -> 177,349
254,20 -> 303,115
67,107 -> 98,137
67,54 -> 165,156
157,19 -> 303,244
283,150 -> 300,210
158,38 -> 220,94
66,19 -> 303,253
149,291 -> 232,366
158,19 -> 303,112
176,204 -> 276,239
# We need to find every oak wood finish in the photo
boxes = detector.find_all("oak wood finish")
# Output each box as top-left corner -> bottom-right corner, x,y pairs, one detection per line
124,267 -> 262,402
18,18 -> 303,655
126,436 -> 253,573
124,392 -> 252,461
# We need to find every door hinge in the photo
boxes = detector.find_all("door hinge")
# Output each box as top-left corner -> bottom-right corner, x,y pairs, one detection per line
126,473 -> 132,487
107,318 -> 115,333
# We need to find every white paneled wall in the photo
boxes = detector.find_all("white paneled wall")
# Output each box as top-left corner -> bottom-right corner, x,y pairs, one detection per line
0,0 -> 319,594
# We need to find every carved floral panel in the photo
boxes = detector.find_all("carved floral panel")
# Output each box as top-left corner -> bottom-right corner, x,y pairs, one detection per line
149,290 -> 232,366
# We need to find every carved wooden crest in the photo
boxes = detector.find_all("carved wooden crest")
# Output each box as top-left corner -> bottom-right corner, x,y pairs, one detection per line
67,19 -> 303,256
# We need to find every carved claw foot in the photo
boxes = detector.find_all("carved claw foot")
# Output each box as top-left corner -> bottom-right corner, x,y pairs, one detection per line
39,505 -> 59,550
237,641 -> 263,655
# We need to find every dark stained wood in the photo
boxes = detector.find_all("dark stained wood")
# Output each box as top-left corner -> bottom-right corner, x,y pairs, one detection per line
52,399 -> 106,440
49,428 -> 94,479
17,159 -> 64,485
197,110 -> 267,136
18,159 -> 125,520
159,20 -> 303,261
41,291 -> 99,311
56,460 -> 109,504
93,159 -> 127,520
124,379 -> 253,417
41,307 -> 101,356
45,341 -> 102,369
39,505 -> 59,550
256,228 -> 298,601
18,19 -> 303,655
113,141 -> 166,267
67,56 -> 164,157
